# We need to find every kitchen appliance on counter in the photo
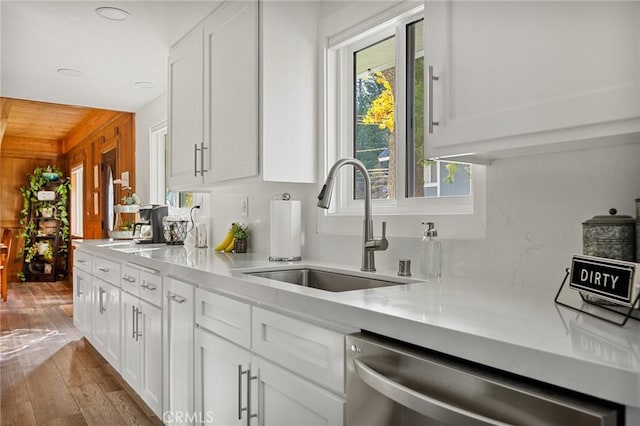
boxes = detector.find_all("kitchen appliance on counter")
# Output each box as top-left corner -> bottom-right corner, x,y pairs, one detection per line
582,208 -> 636,262
133,204 -> 168,244
346,333 -> 621,425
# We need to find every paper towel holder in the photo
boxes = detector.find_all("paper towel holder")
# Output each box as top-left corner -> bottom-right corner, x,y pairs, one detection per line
269,193 -> 302,262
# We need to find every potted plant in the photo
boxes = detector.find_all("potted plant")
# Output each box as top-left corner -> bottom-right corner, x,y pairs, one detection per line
231,223 -> 250,253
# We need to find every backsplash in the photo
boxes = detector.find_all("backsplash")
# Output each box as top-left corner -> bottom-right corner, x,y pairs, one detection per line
136,97 -> 639,290
203,142 -> 639,289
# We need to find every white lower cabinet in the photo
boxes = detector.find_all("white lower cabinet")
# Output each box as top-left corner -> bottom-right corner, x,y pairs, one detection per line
121,287 -> 163,416
72,268 -> 92,337
164,278 -> 195,425
91,278 -> 121,370
195,328 -> 252,426
254,357 -> 344,426
194,288 -> 346,426
195,328 -> 344,426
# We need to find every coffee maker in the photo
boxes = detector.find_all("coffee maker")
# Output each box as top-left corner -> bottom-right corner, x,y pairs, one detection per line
133,204 -> 168,244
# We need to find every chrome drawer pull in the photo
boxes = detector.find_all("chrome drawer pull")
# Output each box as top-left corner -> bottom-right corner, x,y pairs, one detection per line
97,266 -> 109,272
141,283 -> 157,291
168,293 -> 187,304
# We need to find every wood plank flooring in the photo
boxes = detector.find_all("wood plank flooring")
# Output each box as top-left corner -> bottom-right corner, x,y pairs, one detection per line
0,280 -> 163,425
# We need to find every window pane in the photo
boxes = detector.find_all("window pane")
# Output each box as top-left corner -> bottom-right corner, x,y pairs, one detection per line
406,20 -> 471,198
354,36 -> 396,200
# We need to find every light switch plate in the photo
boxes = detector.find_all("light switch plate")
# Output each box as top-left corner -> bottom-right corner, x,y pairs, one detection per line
240,196 -> 249,217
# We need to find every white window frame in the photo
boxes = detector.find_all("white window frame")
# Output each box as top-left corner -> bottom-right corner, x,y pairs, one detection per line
70,164 -> 83,238
319,1 -> 486,239
149,122 -> 167,205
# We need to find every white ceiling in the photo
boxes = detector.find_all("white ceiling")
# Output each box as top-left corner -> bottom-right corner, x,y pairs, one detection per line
1,1 -> 219,112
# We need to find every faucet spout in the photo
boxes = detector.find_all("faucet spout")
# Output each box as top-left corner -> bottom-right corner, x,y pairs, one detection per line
317,158 -> 388,272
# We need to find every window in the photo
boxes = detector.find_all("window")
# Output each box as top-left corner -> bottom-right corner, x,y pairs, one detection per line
326,4 -> 476,219
70,165 -> 83,237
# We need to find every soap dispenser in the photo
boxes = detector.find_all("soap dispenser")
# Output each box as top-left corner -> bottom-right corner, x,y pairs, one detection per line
421,222 -> 442,281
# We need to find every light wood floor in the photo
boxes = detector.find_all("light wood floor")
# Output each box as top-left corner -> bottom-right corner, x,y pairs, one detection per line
0,280 -> 163,425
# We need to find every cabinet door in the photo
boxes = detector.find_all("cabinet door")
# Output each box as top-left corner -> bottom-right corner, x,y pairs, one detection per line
168,28 -> 204,189
253,357 -> 345,426
104,280 -> 121,370
425,1 -> 640,159
120,291 -> 141,389
139,300 -> 163,416
164,279 -> 195,423
91,280 -> 108,354
195,328 -> 251,426
204,0 -> 259,183
73,269 -> 92,337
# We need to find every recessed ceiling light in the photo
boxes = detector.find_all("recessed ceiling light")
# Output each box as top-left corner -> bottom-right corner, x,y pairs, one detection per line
134,81 -> 156,89
96,6 -> 130,21
57,68 -> 82,77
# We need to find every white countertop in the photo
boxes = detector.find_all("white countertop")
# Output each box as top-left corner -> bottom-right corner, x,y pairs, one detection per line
75,240 -> 640,409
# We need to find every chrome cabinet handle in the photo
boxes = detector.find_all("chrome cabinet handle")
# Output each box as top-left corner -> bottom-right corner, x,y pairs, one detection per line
123,275 -> 136,283
99,288 -> 106,314
167,292 -> 187,304
238,365 -> 248,420
353,359 -> 508,425
132,306 -> 137,339
141,282 -> 157,292
428,65 -> 439,134
247,370 -> 258,426
97,266 -> 109,273
135,307 -> 142,341
200,142 -> 208,174
194,143 -> 200,176
77,259 -> 87,264
76,276 -> 82,297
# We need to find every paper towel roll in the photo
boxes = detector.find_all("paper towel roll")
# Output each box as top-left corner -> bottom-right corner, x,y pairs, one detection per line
270,199 -> 302,261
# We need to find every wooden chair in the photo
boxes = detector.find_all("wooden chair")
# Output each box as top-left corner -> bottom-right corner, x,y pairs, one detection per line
1,228 -> 13,302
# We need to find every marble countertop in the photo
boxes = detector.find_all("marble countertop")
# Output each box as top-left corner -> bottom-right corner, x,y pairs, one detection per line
75,240 -> 640,408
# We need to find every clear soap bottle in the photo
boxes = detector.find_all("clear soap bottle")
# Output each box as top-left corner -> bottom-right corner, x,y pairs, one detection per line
421,222 -> 442,281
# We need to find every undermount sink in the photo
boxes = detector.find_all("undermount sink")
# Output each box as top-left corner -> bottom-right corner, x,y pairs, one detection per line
244,268 -> 409,292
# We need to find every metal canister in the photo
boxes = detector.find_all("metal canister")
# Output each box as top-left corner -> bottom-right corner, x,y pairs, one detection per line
582,208 -> 636,261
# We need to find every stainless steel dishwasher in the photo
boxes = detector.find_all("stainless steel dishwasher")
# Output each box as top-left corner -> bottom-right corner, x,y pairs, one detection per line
346,333 -> 622,425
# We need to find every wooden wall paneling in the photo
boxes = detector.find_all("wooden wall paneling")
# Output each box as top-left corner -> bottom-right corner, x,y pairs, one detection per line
0,145 -> 65,281
115,114 -> 136,203
62,109 -> 120,153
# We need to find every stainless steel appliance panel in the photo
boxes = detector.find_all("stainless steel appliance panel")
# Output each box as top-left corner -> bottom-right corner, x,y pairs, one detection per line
346,333 -> 621,426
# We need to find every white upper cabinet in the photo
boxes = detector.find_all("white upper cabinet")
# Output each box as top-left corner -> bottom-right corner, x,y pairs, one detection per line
167,0 -> 319,190
424,1 -> 640,161
168,29 -> 204,189
203,0 -> 259,183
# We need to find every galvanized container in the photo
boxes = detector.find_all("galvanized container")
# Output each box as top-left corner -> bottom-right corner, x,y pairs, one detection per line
582,208 -> 636,262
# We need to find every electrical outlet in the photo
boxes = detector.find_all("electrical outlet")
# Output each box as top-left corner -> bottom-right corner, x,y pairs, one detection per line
240,196 -> 249,217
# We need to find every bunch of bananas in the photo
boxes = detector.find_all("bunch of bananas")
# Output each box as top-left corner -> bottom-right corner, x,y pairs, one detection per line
214,223 -> 237,252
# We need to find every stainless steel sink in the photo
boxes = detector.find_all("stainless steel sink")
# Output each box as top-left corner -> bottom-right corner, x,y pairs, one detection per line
244,268 -> 407,292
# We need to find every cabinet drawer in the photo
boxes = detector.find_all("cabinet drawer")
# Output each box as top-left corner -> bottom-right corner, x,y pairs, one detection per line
93,256 -> 121,285
74,250 -> 93,273
252,307 -> 345,393
121,264 -> 139,295
195,289 -> 250,348
139,270 -> 162,307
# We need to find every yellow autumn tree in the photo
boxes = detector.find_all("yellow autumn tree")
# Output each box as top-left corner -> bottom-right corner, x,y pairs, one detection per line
363,71 -> 394,132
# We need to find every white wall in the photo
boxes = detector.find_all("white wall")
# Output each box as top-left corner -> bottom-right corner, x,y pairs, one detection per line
134,93 -> 167,204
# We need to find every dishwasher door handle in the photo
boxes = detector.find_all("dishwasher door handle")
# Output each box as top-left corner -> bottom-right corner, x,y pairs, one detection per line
353,359 -> 509,426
